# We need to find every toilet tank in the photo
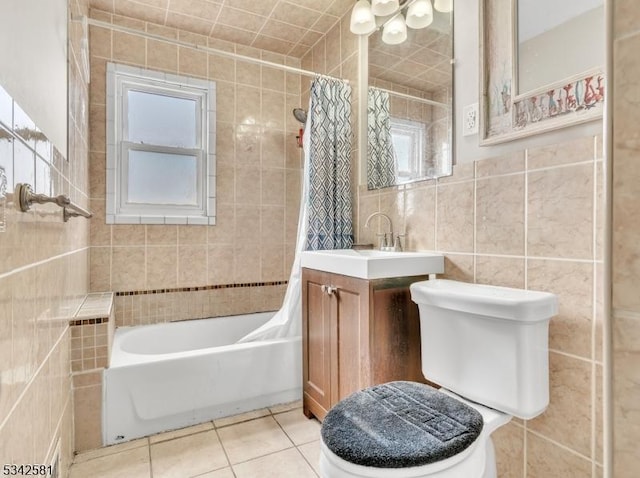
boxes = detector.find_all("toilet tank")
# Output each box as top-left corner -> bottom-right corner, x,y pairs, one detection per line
410,279 -> 558,419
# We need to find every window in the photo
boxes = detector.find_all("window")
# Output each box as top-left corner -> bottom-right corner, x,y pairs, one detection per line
106,63 -> 216,225
389,117 -> 426,182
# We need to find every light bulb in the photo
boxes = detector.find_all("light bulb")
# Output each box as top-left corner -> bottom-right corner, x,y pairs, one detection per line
434,0 -> 453,13
382,14 -> 407,45
350,0 -> 377,35
406,0 -> 433,29
371,0 -> 400,17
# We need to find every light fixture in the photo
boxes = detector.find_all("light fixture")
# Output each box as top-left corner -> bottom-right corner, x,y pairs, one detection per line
434,0 -> 453,13
350,0 -> 377,35
406,0 -> 433,29
349,0 -> 452,45
371,0 -> 399,16
382,14 -> 407,44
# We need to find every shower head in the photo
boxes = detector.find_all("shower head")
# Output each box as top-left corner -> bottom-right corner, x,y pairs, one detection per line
292,108 -> 307,124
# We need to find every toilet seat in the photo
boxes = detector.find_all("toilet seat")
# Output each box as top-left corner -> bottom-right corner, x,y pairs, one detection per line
319,386 -> 511,478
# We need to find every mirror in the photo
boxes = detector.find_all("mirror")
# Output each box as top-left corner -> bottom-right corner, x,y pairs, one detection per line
516,0 -> 604,96
366,9 -> 453,190
480,0 -> 605,144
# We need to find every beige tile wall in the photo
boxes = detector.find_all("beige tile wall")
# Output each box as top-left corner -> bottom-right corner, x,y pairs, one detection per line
71,292 -> 115,453
300,10 -> 360,115
612,1 -> 640,476
70,292 -> 114,372
359,134 -> 604,477
87,10 -> 304,325
114,283 -> 286,327
71,320 -> 109,373
72,370 -> 103,454
0,0 -> 90,473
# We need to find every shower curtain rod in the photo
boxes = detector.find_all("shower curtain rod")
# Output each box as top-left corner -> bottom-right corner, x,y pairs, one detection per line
84,17 -> 350,84
372,86 -> 450,109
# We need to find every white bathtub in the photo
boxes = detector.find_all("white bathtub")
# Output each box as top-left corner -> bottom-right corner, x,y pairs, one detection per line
102,311 -> 302,445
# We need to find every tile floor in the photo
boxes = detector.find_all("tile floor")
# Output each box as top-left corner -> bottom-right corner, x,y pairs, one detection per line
69,401 -> 322,478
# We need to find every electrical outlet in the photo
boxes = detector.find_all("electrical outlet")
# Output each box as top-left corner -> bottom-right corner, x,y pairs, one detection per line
462,103 -> 479,136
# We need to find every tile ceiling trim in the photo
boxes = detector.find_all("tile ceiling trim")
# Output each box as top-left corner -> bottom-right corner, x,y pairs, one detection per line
89,0 -> 349,58
86,15 -> 350,82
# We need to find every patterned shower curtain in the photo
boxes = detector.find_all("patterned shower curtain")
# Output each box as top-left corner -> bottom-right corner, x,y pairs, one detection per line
367,87 -> 396,189
306,77 -> 354,251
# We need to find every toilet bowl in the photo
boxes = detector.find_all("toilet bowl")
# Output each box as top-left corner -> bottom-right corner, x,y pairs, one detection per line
318,280 -> 558,478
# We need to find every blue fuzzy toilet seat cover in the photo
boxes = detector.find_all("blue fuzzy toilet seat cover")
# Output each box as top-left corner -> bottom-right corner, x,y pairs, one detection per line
321,381 -> 484,468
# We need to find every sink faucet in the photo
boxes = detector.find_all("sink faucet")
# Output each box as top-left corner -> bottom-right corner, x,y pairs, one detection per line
364,212 -> 398,251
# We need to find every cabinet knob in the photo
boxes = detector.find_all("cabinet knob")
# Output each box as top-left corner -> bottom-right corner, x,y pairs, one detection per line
322,285 -> 337,295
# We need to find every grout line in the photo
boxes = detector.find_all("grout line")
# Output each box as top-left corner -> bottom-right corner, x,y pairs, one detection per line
526,428 -> 595,464
163,0 -> 170,26
206,0 -> 223,38
0,247 -> 90,281
523,416 -> 528,477
472,162 -> 477,283
592,358 -> 599,478
548,348 -> 597,365
271,411 -> 297,447
526,158 -> 597,174
475,169 -> 527,181
294,444 -> 321,477
435,176 -> 475,187
613,26 -> 640,42
108,228 -> 113,289
524,148 -> 529,290
44,395 -> 71,471
72,438 -> 150,466
0,324 -> 70,434
148,424 -> 215,446
248,1 -> 281,52
513,255 -> 598,264
147,437 -> 153,478
429,250 -> 601,265
591,140 -> 599,478
612,308 -> 640,320
434,175 -> 439,251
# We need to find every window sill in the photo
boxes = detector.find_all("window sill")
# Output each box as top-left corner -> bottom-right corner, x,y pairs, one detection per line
106,214 -> 215,225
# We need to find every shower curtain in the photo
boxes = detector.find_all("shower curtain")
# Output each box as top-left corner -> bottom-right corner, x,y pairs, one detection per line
306,77 -> 354,250
367,87 -> 396,189
238,76 -> 353,343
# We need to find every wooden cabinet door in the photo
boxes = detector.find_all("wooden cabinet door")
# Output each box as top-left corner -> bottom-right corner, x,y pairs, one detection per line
331,275 -> 370,404
302,269 -> 332,419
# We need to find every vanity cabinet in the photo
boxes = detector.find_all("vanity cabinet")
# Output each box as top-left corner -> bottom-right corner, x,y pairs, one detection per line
302,267 -> 428,421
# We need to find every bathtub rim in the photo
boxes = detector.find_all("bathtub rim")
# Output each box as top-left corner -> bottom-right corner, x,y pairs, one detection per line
109,310 -> 297,368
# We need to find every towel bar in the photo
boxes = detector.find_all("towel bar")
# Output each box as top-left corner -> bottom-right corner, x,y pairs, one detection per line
14,183 -> 92,222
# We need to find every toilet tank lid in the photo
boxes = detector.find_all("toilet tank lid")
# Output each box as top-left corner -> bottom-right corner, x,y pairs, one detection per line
410,279 -> 558,322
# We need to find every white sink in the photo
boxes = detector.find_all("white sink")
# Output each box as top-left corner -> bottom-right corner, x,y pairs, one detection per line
300,249 -> 444,280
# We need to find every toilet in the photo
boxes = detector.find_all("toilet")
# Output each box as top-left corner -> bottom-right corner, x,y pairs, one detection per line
319,279 -> 558,478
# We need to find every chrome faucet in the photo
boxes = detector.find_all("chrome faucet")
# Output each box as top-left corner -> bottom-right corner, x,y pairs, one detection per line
364,212 -> 403,251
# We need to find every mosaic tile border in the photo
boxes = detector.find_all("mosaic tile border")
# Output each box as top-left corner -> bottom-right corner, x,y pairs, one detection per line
69,317 -> 109,326
114,280 -> 289,297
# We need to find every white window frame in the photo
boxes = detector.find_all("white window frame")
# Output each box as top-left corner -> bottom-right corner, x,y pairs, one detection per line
106,63 -> 217,225
389,117 -> 426,182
